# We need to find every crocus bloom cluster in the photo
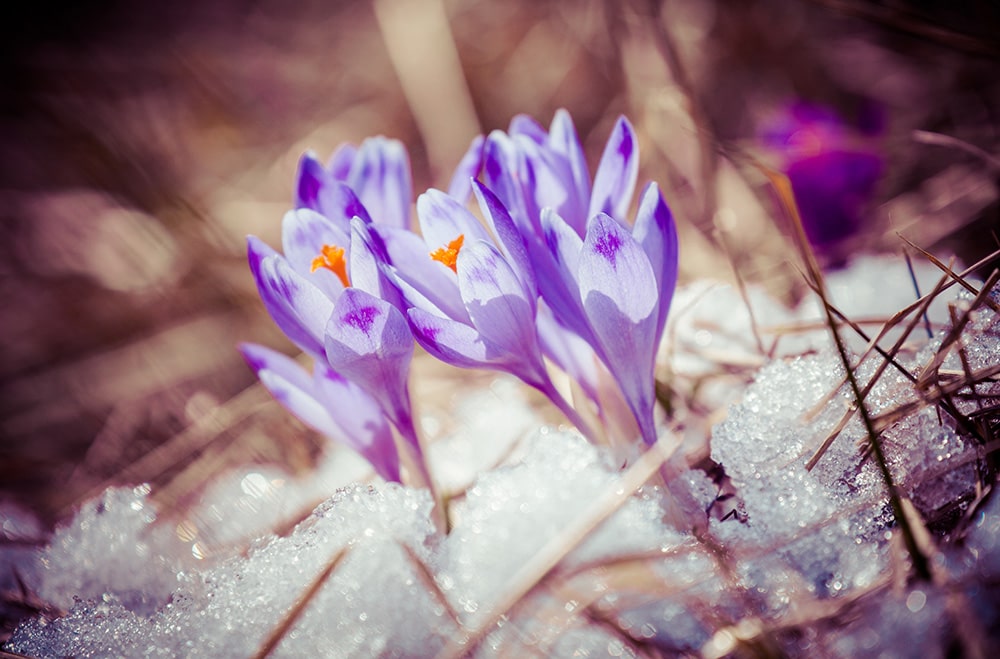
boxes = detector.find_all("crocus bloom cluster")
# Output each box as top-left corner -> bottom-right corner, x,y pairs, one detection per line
243,110 -> 680,484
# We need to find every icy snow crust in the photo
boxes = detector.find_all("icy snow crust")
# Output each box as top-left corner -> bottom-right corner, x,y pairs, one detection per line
5,256 -> 1000,657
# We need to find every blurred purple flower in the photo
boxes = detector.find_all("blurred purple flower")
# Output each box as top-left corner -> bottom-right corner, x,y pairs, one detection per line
295,136 -> 413,230
762,102 -> 884,251
239,343 -> 400,482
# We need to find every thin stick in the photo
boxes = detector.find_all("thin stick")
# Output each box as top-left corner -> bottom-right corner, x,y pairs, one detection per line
252,546 -> 351,659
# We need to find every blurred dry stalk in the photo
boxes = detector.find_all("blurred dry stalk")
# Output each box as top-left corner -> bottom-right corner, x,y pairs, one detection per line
1,0 -> 1000,649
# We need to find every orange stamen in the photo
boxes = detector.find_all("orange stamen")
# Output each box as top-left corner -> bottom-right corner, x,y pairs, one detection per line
310,244 -> 350,287
429,234 -> 465,273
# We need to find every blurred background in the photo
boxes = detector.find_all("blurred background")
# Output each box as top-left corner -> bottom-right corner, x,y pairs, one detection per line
1,0 -> 998,531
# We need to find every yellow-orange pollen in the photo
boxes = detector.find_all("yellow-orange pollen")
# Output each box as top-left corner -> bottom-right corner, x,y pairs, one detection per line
310,244 -> 350,287
429,234 -> 465,273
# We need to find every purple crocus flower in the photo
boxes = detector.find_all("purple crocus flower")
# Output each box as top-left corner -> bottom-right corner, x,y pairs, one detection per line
761,102 -> 884,253
539,183 -> 678,446
361,180 -> 594,435
451,109 -> 677,446
239,343 -> 400,482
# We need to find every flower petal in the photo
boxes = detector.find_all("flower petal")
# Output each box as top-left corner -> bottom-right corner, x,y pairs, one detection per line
548,109 -> 592,222
312,363 -> 401,482
508,113 -> 547,143
456,241 -> 546,384
578,213 -> 658,444
416,189 -> 492,254
324,288 -> 417,447
472,181 -> 536,296
447,135 -> 484,203
483,131 -> 535,235
346,136 -> 412,230
407,307 -> 496,369
327,143 -> 357,181
588,116 -> 639,222
294,153 -> 372,227
632,182 -> 679,341
247,236 -> 333,358
239,343 -> 400,482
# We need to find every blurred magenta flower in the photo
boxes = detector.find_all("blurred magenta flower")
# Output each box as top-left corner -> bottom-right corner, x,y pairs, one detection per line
762,102 -> 884,251
239,343 -> 400,482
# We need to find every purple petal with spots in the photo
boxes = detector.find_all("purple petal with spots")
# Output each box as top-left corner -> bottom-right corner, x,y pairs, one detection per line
346,137 -> 412,230
239,343 -> 400,482
407,307 -> 498,370
247,236 -> 333,359
578,213 -> 659,444
588,116 -> 639,222
632,182 -> 679,341
324,288 -> 418,450
447,135 -> 484,203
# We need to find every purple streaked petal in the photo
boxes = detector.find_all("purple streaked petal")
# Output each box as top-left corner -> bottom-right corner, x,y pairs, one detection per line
377,224 -> 469,323
548,109 -> 592,222
348,218 -> 404,308
483,131 -> 535,236
294,152 -> 330,211
248,236 -> 333,358
312,363 -> 401,482
328,143 -> 357,181
456,241 -> 542,377
588,116 -> 639,222
239,342 -> 314,396
347,136 -> 412,230
447,135 -> 484,203
281,208 -> 351,299
578,213 -> 659,444
535,307 -> 600,403
239,343 -> 400,482
472,181 -> 536,296
515,135 -> 575,231
407,307 -> 497,369
632,182 -> 678,341
509,114 -> 548,143
324,288 -> 416,445
295,152 -> 372,227
416,189 -> 491,254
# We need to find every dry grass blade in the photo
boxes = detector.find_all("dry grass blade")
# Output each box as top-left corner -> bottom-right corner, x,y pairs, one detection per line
397,542 -> 464,632
805,270 -> 951,471
433,434 -> 678,659
872,362 -> 1000,433
758,161 -> 932,581
916,269 -> 1000,390
57,380 -> 273,515
251,545 -> 351,659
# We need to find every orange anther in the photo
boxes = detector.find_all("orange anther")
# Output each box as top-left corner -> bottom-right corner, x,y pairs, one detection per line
310,244 -> 350,287
429,234 -> 465,273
